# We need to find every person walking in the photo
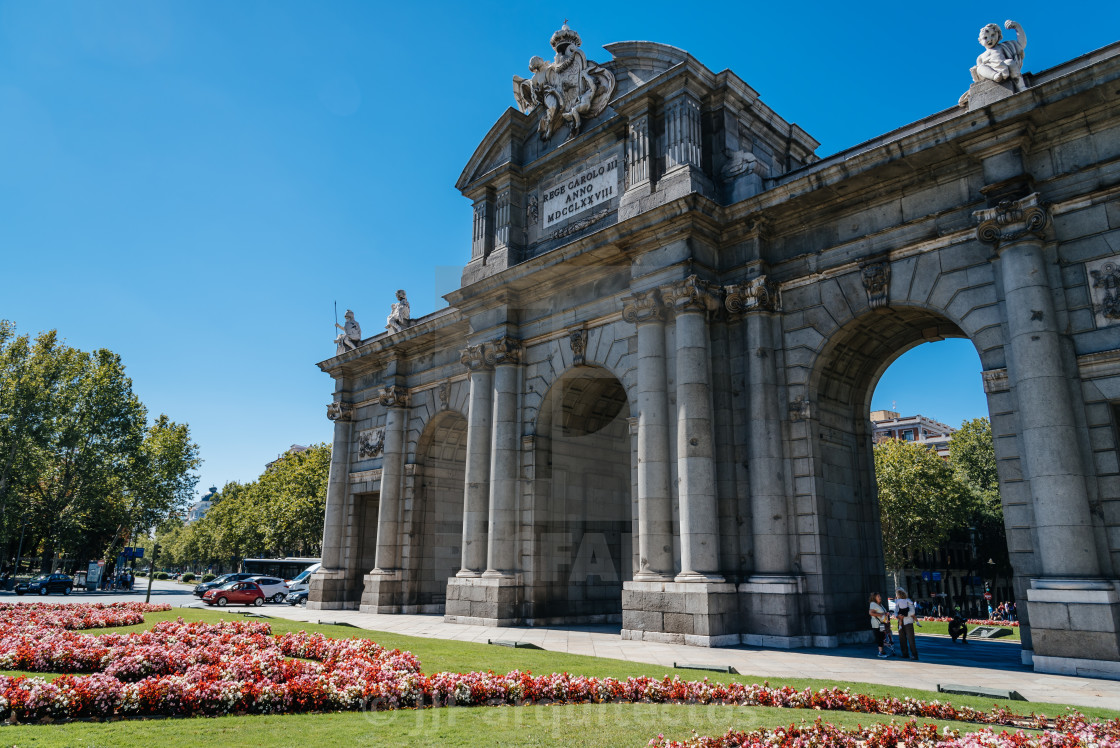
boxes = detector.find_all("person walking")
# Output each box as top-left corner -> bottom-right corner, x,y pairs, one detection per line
869,592 -> 891,658
894,587 -> 919,660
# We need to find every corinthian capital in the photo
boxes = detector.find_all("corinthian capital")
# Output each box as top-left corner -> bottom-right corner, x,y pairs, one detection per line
491,335 -> 523,366
621,289 -> 665,324
378,385 -> 410,408
725,275 -> 781,314
460,344 -> 493,372
660,275 -> 722,314
974,192 -> 1050,248
326,400 -> 354,422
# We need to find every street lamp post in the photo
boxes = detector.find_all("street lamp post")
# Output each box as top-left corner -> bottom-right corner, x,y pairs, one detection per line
12,519 -> 29,580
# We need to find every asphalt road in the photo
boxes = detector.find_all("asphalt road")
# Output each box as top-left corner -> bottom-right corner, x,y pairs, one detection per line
0,578 -> 237,608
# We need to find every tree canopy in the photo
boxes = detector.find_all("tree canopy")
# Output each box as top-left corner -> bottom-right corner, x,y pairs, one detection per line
1,321 -> 199,573
159,444 -> 330,571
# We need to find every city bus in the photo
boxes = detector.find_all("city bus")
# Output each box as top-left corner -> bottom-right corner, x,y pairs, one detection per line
240,557 -> 320,581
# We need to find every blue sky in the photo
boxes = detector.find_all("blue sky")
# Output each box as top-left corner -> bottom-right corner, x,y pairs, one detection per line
2,2 -> 1115,497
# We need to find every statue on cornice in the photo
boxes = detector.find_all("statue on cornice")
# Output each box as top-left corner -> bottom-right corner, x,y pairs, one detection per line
512,21 -> 616,141
386,289 -> 411,334
334,309 -> 361,354
959,20 -> 1028,107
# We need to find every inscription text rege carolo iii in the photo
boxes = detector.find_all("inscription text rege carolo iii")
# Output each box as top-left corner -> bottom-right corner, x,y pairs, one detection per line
542,157 -> 620,228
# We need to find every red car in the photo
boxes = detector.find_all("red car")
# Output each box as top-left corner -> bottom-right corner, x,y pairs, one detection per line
202,580 -> 265,607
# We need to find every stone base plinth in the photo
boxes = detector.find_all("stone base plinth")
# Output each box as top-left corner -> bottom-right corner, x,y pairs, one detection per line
964,79 -> 1018,111
1026,578 -> 1120,672
358,570 -> 404,614
307,568 -> 361,610
444,575 -> 522,626
738,575 -> 807,645
621,580 -> 739,647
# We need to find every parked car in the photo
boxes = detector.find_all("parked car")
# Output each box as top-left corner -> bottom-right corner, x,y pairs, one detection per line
201,581 -> 265,607
16,573 -> 74,596
193,573 -> 255,597
284,563 -> 321,595
249,576 -> 290,603
285,589 -> 308,606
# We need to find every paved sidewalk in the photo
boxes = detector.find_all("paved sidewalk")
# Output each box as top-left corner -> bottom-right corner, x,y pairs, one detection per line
189,603 -> 1120,711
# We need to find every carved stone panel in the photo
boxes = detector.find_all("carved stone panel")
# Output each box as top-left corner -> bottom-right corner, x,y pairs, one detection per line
1086,257 -> 1120,328
358,427 -> 385,459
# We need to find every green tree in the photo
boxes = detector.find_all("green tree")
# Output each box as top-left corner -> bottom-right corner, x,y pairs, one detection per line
127,415 -> 201,540
874,438 -> 970,577
258,444 -> 330,556
949,417 -> 1010,583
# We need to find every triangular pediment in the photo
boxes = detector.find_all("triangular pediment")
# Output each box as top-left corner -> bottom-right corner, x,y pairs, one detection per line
456,109 -> 530,193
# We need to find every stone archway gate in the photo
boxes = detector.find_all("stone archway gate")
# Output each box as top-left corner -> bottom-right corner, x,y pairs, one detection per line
309,27 -> 1120,678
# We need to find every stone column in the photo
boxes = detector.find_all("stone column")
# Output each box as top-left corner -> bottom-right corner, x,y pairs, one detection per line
661,276 -> 724,582
977,194 -> 1099,578
979,194 -> 1120,675
622,290 -> 674,580
458,344 -> 493,577
372,385 -> 410,574
321,399 -> 354,571
309,398 -> 354,611
484,336 -> 523,577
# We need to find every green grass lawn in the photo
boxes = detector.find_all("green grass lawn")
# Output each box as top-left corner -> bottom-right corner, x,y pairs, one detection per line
915,620 -> 1021,641
0,608 -> 1108,747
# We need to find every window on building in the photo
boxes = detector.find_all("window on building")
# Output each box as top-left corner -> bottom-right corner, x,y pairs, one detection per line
902,430 -> 914,441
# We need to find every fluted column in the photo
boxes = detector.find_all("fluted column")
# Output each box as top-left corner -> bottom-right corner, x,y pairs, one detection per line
726,277 -> 791,576
627,114 -> 651,188
663,91 -> 702,172
458,344 -> 493,577
372,385 -> 409,573
484,336 -> 523,577
976,194 -> 1100,578
321,399 -> 354,571
623,290 -> 674,580
661,276 -> 724,582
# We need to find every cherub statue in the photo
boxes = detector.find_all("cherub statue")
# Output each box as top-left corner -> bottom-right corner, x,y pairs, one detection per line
386,289 -> 411,333
972,20 -> 1028,91
334,309 -> 361,354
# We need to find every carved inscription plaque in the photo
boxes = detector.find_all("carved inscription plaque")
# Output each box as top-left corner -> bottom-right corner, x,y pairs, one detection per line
541,157 -> 620,229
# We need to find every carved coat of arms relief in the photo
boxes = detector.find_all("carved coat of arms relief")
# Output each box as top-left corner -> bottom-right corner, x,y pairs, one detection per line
512,22 -> 616,141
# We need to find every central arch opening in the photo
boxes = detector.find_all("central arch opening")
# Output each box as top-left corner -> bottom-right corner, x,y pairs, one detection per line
530,366 -> 633,624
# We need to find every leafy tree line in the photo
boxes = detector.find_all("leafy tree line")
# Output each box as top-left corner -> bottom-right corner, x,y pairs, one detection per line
875,417 -> 1009,595
154,443 -> 330,572
0,321 -> 200,574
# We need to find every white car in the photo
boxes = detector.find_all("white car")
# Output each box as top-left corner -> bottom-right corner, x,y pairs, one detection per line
249,576 -> 290,603
285,563 -> 321,595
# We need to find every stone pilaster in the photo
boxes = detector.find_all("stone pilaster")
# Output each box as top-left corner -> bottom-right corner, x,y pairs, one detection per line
657,89 -> 713,203
457,344 -> 493,577
726,276 -> 806,644
619,96 -> 654,221
470,196 -> 492,261
661,276 -> 723,582
308,393 -> 354,610
622,290 -> 674,581
978,192 -> 1120,674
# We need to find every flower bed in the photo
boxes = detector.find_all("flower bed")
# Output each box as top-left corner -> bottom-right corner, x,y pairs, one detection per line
921,617 -> 1020,627
648,715 -> 1120,747
0,602 -> 171,632
0,603 -> 1091,732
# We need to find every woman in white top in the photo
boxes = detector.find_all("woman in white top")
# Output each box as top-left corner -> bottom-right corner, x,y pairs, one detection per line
894,587 -> 919,660
868,592 -> 890,658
